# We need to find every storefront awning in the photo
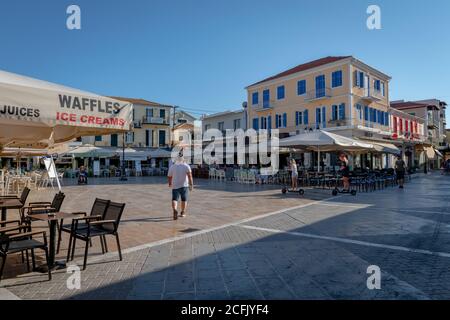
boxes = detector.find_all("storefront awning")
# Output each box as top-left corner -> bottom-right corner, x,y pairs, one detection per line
371,142 -> 401,155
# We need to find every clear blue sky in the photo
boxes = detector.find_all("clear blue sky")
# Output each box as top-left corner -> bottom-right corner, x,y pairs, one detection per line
0,0 -> 449,124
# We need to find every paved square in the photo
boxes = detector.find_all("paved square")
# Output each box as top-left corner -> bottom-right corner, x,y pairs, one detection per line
1,173 -> 450,300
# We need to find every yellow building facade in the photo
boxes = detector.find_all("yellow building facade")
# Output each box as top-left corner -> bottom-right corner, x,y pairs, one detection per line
246,56 -> 391,139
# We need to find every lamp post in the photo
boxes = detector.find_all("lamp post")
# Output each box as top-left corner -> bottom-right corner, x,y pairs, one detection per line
120,132 -> 128,181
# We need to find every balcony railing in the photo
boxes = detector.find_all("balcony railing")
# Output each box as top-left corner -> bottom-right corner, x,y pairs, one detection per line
304,88 -> 332,101
253,100 -> 276,111
360,89 -> 384,102
142,117 -> 169,125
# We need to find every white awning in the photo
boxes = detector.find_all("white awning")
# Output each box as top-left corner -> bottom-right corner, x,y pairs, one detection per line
279,130 -> 374,152
0,69 -> 133,149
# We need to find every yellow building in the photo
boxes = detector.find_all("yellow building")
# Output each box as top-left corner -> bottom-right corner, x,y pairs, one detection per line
83,97 -> 173,148
246,56 -> 393,169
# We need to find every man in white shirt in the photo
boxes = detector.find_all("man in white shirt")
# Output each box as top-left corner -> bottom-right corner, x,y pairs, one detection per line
168,156 -> 193,220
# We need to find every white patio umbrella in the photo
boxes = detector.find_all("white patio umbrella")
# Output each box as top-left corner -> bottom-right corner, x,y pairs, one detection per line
0,69 -> 133,149
279,130 -> 374,172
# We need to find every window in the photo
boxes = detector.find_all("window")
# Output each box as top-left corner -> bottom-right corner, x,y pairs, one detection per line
233,119 -> 241,130
95,135 -> 102,142
145,130 -> 152,147
297,80 -> 306,95
252,92 -> 259,105
384,113 -> 389,126
277,85 -> 285,100
399,119 -> 403,132
268,116 -> 272,131
159,130 -> 166,146
332,70 -> 343,88
304,110 -> 309,125
160,109 -> 166,119
218,122 -> 224,132
263,89 -> 270,108
275,114 -> 286,128
393,117 -> 398,132
146,108 -> 153,119
315,108 -> 321,128
356,104 -> 362,120
253,118 -> 259,130
377,110 -> 382,124
332,105 -> 338,121
125,132 -> 134,144
364,106 -> 369,121
354,71 -> 365,88
204,124 -> 211,131
374,79 -> 381,91
338,104 -> 345,120
409,112 -> 416,116
260,117 -> 267,130
295,111 -> 303,126
315,75 -> 326,98
111,134 -> 118,147
381,82 -> 386,96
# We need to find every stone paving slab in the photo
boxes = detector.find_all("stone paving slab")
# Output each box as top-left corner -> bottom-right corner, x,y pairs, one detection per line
1,173 -> 450,300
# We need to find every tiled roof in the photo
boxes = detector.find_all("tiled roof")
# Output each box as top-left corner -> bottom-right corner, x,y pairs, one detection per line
390,101 -> 430,110
247,56 -> 352,88
109,96 -> 171,107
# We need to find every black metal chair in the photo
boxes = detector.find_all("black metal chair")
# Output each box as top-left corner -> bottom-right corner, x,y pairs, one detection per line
61,198 -> 110,259
0,226 -> 52,283
70,202 -> 125,270
22,192 -> 65,223
0,187 -> 31,222
0,186 -> 30,203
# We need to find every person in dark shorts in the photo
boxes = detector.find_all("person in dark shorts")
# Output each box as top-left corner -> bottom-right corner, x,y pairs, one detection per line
395,156 -> 406,189
339,153 -> 350,191
168,156 -> 194,220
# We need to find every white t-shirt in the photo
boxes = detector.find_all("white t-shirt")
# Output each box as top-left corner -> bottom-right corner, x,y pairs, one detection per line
168,162 -> 192,189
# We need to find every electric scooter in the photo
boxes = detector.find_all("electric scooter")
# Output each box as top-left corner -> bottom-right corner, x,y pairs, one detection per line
332,188 -> 356,196
281,186 -> 305,196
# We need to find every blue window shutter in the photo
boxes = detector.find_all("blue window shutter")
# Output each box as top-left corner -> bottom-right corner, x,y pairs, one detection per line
304,110 -> 309,124
322,106 -> 326,128
268,115 -> 272,130
297,80 -> 306,95
316,108 -> 321,126
253,118 -> 259,130
263,90 -> 270,108
332,105 -> 337,120
275,115 -> 279,128
283,113 -> 287,127
252,92 -> 258,105
385,113 -> 389,126
295,112 -> 298,126
359,72 -> 364,88
299,112 -> 302,125
277,86 -> 285,100
338,104 -> 345,120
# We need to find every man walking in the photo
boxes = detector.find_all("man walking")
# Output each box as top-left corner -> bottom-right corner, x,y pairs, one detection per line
168,156 -> 193,220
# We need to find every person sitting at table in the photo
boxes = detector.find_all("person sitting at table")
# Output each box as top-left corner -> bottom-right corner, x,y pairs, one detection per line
78,165 -> 88,184
338,153 -> 350,191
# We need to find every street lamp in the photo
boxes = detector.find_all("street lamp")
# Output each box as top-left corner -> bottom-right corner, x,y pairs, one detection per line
120,132 -> 128,181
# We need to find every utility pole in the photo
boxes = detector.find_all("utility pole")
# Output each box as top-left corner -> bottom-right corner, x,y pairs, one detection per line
171,105 -> 179,147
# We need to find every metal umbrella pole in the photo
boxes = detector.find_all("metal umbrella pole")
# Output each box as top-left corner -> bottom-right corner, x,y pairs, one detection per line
120,132 -> 128,181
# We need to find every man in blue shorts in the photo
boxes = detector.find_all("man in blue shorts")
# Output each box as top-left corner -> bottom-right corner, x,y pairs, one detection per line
168,156 -> 194,220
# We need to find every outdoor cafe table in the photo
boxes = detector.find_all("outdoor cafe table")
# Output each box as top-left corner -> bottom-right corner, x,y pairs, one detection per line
31,212 -> 85,269
0,199 -> 23,227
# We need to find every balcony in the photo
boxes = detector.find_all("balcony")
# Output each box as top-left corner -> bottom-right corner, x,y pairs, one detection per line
133,120 -> 142,128
142,116 -> 169,125
253,100 -> 275,112
360,89 -> 384,103
304,88 -> 332,102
